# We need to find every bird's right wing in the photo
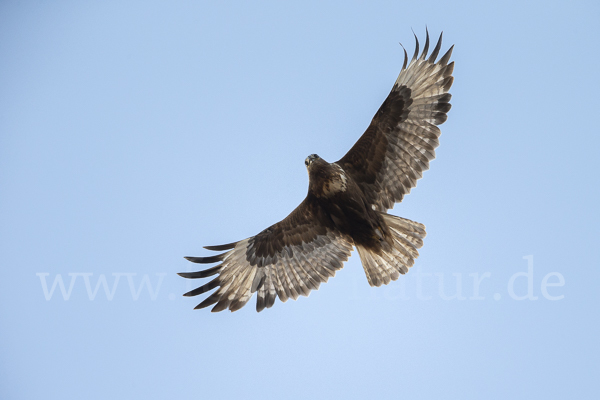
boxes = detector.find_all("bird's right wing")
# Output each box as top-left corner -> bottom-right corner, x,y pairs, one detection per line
179,197 -> 354,312
337,30 -> 454,212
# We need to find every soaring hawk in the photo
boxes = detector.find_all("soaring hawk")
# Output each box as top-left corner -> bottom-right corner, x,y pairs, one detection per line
179,30 -> 454,312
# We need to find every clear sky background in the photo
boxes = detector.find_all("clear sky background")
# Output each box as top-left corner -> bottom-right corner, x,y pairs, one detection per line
1,1 -> 599,399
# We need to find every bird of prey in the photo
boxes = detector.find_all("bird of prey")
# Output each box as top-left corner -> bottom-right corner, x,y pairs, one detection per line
179,30 -> 454,312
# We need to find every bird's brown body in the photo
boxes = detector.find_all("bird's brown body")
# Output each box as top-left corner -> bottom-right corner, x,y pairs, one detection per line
307,156 -> 389,253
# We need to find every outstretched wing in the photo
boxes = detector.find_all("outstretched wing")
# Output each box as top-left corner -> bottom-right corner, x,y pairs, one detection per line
337,30 -> 454,212
179,196 -> 354,312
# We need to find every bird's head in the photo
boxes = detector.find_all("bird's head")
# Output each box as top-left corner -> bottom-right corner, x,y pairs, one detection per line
305,154 -> 320,170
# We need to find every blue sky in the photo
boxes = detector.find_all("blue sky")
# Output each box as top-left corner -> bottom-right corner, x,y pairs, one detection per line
1,1 -> 599,399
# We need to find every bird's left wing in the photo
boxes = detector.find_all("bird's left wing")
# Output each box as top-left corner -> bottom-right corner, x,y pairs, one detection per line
179,197 -> 354,312
337,30 -> 454,212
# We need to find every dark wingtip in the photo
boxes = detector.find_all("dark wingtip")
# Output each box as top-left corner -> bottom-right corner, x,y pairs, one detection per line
211,301 -> 231,313
184,253 -> 226,264
399,42 -> 408,70
428,31 -> 443,63
439,44 -> 454,66
194,292 -> 220,310
420,27 -> 430,60
411,29 -> 419,61
203,241 -> 237,251
177,265 -> 222,279
183,277 -> 220,297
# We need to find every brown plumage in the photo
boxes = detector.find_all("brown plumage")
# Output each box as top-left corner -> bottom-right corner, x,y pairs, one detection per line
179,30 -> 454,312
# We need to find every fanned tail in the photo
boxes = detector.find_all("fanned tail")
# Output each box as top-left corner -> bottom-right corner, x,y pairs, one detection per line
356,213 -> 426,287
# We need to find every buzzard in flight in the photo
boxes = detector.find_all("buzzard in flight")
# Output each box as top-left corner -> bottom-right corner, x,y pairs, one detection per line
179,30 -> 454,312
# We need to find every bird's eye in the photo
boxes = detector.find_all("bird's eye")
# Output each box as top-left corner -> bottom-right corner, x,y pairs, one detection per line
305,160 -> 309,166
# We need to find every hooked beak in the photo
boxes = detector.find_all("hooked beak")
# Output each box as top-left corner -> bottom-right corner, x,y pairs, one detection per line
305,154 -> 319,168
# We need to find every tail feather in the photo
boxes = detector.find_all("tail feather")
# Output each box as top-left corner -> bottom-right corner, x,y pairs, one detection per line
357,213 -> 426,287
